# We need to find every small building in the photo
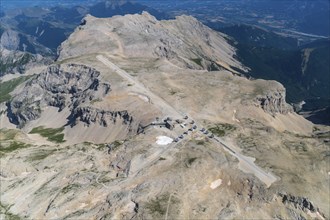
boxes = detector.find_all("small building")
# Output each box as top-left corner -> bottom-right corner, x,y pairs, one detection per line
175,119 -> 182,124
165,121 -> 174,130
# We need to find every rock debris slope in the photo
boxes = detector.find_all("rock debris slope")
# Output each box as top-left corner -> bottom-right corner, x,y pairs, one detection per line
0,12 -> 329,220
7,64 -> 111,128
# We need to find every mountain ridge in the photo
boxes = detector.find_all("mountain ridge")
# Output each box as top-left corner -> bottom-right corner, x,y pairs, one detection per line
58,12 -> 247,74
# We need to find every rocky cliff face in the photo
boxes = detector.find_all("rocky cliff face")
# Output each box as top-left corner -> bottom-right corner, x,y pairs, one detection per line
68,106 -> 134,128
0,48 -> 50,76
253,80 -> 293,116
278,193 -> 326,219
6,63 -> 111,128
255,87 -> 293,116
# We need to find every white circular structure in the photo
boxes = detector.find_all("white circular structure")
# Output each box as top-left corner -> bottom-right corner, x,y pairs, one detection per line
156,136 -> 173,145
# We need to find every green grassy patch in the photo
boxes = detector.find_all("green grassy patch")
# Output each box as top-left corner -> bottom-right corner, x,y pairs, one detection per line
187,157 -> 197,165
0,129 -> 58,159
61,183 -> 80,194
185,157 -> 198,168
283,141 -> 308,153
0,141 -> 30,155
62,210 -> 86,219
190,58 -> 203,67
29,126 -> 65,143
208,123 -> 236,137
96,143 -> 106,151
90,98 -> 102,104
28,149 -> 57,161
196,140 -> 205,145
236,134 -> 258,152
0,75 -> 33,103
0,202 -> 21,220
109,140 -> 123,151
98,175 -> 114,184
0,129 -> 19,141
94,141 -> 123,153
145,194 -> 170,216
145,194 -> 179,217
169,89 -> 177,95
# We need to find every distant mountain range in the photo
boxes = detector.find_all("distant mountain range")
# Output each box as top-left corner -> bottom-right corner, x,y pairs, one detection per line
138,0 -> 330,37
0,0 -> 168,56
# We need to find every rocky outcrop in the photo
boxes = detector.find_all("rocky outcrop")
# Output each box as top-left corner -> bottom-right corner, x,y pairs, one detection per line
256,90 -> 293,115
0,49 -> 50,76
7,63 -> 111,128
153,38 -> 177,59
6,101 -> 42,127
68,107 -> 133,127
278,193 -> 325,219
280,193 -> 315,212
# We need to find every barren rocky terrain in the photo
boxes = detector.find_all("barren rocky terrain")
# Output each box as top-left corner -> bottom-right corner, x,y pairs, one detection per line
0,13 -> 329,220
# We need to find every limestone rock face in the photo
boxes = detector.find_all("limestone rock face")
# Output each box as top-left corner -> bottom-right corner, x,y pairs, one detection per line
0,48 -> 50,76
280,193 -> 316,213
69,106 -> 134,128
0,30 -> 20,51
256,89 -> 293,115
7,64 -> 111,128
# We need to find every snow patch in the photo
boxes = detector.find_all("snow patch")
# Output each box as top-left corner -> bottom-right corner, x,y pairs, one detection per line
156,136 -> 173,145
210,179 -> 222,189
129,92 -> 150,102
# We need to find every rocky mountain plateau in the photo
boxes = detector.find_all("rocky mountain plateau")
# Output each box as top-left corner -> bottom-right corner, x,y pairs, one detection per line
0,12 -> 329,220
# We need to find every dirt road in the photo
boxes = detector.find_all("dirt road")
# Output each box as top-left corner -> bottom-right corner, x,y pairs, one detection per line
97,54 -> 277,187
97,55 -> 181,118
213,137 -> 277,187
